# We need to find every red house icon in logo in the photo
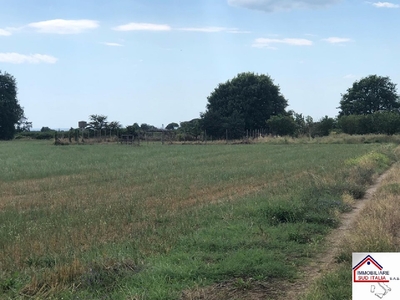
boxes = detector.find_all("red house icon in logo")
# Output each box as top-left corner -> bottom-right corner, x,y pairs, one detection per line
353,255 -> 389,283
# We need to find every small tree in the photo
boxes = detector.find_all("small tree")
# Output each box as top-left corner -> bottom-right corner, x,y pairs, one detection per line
15,118 -> 32,133
292,112 -> 306,136
305,116 -> 314,139
68,127 -> 73,143
125,123 -> 140,137
166,122 -> 179,130
74,129 -> 79,142
88,114 -> 108,131
41,126 -> 53,132
178,119 -> 202,141
107,121 -> 122,136
0,71 -> 25,140
140,123 -> 157,132
266,114 -> 297,136
313,116 -> 335,136
287,111 -> 315,137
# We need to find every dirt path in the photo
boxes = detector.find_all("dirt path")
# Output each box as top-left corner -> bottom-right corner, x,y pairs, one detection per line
282,169 -> 391,300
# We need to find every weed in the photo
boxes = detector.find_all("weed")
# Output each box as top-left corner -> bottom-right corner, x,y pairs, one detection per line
301,263 -> 351,300
341,192 -> 355,210
26,255 -> 56,268
233,277 -> 253,290
381,183 -> 400,194
287,224 -> 326,244
80,260 -> 140,293
265,201 -> 306,224
0,272 -> 18,293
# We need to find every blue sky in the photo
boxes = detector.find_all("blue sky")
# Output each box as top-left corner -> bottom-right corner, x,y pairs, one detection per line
1,0 -> 399,129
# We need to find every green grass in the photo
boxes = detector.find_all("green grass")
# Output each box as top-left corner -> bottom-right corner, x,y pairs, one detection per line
301,263 -> 351,300
302,153 -> 400,300
0,140 -> 395,299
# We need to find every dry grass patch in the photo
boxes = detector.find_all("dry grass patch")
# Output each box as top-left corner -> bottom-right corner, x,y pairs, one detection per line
181,278 -> 285,300
341,161 -> 400,253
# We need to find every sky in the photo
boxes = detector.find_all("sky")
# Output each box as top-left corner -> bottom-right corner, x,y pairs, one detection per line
1,0 -> 399,130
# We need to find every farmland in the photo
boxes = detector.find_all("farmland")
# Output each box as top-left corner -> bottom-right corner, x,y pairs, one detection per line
0,140 -> 397,299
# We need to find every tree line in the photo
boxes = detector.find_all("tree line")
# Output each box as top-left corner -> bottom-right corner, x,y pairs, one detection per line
1,70 -> 400,141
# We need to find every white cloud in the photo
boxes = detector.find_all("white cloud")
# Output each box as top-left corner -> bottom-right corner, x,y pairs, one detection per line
343,74 -> 357,79
178,26 -> 230,32
113,23 -> 249,33
0,29 -> 12,36
113,23 -> 171,31
28,19 -> 99,34
322,37 -> 352,44
103,42 -> 123,47
0,53 -> 58,64
178,26 -> 249,33
372,2 -> 400,8
252,38 -> 313,48
227,29 -> 252,33
227,0 -> 340,12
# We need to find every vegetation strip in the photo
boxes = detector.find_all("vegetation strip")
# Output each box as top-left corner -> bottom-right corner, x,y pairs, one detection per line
301,147 -> 400,300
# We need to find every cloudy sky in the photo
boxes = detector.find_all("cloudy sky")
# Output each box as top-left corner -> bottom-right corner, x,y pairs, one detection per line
1,0 -> 399,129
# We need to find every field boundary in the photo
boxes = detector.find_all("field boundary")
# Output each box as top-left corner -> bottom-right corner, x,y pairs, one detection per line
282,167 -> 392,299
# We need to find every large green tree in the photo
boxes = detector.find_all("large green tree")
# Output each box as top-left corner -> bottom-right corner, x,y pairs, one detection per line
201,72 -> 288,139
339,75 -> 400,116
0,71 -> 24,140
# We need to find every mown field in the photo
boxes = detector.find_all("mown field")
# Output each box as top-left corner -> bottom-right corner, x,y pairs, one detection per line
0,140 -> 396,299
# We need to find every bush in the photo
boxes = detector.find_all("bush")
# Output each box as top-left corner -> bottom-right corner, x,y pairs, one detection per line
338,112 -> 400,135
266,114 -> 297,136
312,116 -> 336,137
15,131 -> 55,140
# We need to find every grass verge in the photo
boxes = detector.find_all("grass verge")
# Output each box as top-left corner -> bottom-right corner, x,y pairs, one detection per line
301,146 -> 400,300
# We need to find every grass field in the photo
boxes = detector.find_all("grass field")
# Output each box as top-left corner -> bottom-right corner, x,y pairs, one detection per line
0,140 -> 396,299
